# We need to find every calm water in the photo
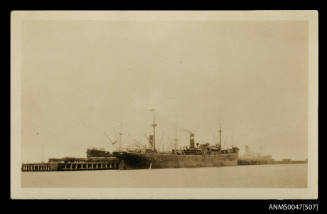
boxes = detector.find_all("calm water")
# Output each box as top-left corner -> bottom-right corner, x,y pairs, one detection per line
21,164 -> 307,188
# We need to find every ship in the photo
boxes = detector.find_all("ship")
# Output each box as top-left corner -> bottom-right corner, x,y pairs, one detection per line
238,145 -> 275,165
113,110 -> 240,170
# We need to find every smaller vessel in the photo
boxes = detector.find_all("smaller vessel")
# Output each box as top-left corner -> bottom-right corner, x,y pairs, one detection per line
87,148 -> 112,158
238,145 -> 274,165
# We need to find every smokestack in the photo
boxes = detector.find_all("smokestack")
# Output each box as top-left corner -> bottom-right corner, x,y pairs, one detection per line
190,133 -> 195,149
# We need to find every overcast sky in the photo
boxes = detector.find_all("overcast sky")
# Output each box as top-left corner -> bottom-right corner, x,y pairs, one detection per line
21,20 -> 308,162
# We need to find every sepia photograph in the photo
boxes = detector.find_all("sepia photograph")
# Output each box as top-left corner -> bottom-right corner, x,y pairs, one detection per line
11,11 -> 318,199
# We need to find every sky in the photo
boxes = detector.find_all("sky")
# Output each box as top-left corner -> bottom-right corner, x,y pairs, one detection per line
21,20 -> 308,162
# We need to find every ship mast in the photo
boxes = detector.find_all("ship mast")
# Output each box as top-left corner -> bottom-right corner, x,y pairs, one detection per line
117,122 -> 123,151
174,129 -> 178,150
150,109 -> 157,152
118,131 -> 122,151
174,138 -> 178,150
218,127 -> 222,150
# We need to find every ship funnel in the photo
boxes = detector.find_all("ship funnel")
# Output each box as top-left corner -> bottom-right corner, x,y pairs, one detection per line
190,133 -> 195,149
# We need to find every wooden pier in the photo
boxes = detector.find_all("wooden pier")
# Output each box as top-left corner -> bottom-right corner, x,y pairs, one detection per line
22,163 -> 57,171
22,157 -> 122,172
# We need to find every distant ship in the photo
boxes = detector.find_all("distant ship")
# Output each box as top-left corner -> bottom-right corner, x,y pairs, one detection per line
238,145 -> 274,165
113,110 -> 239,169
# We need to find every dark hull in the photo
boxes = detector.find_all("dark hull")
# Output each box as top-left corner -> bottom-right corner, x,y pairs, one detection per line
117,152 -> 239,170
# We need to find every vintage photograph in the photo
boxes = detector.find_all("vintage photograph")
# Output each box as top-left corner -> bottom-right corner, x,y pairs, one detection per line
11,11 -> 318,199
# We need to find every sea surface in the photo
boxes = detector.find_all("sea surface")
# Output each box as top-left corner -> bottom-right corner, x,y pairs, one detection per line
21,164 -> 307,188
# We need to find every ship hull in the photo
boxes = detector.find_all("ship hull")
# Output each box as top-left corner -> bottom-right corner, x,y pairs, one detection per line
117,152 -> 239,170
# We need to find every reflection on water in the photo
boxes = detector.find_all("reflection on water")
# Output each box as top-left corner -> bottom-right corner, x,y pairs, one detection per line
21,164 -> 307,188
